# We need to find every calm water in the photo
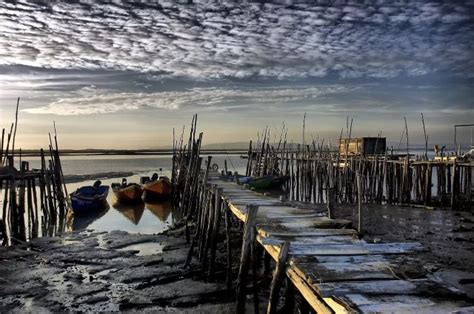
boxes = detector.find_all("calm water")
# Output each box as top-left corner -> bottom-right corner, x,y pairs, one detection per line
61,154 -> 247,234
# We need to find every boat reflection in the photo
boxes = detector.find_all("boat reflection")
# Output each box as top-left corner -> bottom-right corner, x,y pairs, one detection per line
145,201 -> 171,222
67,203 -> 110,231
112,200 -> 145,225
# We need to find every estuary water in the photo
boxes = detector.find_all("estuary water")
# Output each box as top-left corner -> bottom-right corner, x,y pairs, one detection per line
35,154 -> 247,234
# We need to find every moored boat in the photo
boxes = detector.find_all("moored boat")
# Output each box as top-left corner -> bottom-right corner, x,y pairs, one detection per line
142,174 -> 171,201
112,178 -> 144,203
70,180 -> 109,216
238,175 -> 289,190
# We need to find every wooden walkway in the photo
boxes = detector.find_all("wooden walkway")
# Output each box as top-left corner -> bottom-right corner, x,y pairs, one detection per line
209,178 -> 473,313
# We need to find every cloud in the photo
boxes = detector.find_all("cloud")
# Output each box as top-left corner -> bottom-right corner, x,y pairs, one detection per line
0,1 -> 473,80
22,85 -> 355,115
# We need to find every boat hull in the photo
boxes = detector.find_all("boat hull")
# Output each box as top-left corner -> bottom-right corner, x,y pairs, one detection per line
243,175 -> 289,190
70,186 -> 109,216
113,184 -> 144,203
142,178 -> 171,201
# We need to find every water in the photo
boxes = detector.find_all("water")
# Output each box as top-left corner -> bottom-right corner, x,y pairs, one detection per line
62,154 -> 246,234
23,154 -> 247,176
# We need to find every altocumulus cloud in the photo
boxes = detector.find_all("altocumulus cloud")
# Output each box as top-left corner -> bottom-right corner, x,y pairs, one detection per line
0,0 -> 473,80
23,85 -> 354,115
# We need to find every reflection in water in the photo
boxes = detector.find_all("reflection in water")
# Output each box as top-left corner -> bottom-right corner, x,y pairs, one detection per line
112,200 -> 146,225
68,204 -> 110,231
146,201 -> 171,222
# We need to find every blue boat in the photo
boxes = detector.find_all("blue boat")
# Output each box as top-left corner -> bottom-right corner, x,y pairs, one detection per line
70,181 -> 110,216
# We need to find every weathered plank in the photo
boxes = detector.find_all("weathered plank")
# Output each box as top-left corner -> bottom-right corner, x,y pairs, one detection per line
344,294 -> 471,313
227,202 -> 247,221
315,279 -> 465,298
231,199 -> 282,206
257,225 -> 358,238
295,254 -> 393,264
287,242 -> 425,256
278,217 -> 352,229
292,260 -> 396,283
253,205 -> 318,219
285,265 -> 338,314
258,235 -> 362,246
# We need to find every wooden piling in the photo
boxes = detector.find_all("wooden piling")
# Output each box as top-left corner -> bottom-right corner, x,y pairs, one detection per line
266,241 -> 290,314
236,204 -> 259,314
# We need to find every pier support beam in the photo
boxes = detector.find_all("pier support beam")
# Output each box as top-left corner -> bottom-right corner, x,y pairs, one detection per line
266,241 -> 290,314
236,204 -> 259,314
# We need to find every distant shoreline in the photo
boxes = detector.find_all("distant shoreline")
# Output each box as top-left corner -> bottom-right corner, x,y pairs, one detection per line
11,149 -> 249,157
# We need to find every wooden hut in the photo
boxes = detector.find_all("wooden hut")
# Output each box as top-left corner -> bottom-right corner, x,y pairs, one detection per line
339,137 -> 386,156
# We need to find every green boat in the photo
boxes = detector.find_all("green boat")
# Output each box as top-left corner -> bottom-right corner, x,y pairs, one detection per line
245,175 -> 289,190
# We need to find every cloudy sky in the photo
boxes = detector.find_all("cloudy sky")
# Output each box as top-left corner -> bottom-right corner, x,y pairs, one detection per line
0,0 -> 473,149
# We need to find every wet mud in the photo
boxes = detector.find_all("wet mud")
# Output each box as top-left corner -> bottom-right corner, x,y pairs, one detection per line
0,226 -> 237,312
331,203 -> 474,298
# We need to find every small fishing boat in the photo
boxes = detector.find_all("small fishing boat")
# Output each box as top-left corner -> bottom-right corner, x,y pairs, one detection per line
142,174 -> 171,201
70,180 -> 109,216
112,178 -> 144,203
238,175 -> 289,190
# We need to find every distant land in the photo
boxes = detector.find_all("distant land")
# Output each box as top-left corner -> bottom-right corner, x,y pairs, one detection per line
8,140 -> 471,157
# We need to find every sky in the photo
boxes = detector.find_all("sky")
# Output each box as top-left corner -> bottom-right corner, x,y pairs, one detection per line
0,0 -> 473,149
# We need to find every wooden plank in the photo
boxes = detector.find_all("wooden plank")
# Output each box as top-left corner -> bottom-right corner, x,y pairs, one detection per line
286,267 -> 346,314
287,242 -> 424,256
295,254 -> 393,264
263,240 -> 350,313
315,279 -> 465,298
253,205 -> 317,219
278,217 -> 352,229
258,235 -> 362,246
257,225 -> 357,238
267,242 -> 290,314
266,213 -> 323,219
227,196 -> 276,201
222,192 -> 253,197
231,199 -> 282,206
228,202 -> 247,221
345,294 -> 471,313
291,260 -> 395,283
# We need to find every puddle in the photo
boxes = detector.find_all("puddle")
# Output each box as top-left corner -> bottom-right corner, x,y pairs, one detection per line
117,242 -> 163,256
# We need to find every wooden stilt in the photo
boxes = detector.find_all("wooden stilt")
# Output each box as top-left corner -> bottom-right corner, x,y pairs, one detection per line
266,242 -> 290,314
236,204 -> 259,314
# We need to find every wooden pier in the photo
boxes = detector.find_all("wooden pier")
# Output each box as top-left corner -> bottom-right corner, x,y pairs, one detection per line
171,117 -> 473,312
208,177 -> 473,313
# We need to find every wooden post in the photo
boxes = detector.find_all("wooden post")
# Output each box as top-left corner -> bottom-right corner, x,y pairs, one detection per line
266,242 -> 290,314
208,187 -> 223,281
356,171 -> 362,234
451,159 -> 457,210
246,140 -> 253,177
236,204 -> 259,314
251,235 -> 259,314
224,201 -> 233,293
282,277 -> 295,313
